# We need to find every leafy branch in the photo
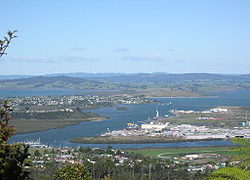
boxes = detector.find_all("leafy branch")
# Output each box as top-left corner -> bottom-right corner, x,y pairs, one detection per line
0,30 -> 17,58
0,100 -> 15,142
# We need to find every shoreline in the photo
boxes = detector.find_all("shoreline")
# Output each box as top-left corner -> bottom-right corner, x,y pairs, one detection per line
70,105 -> 250,145
145,95 -> 219,99
70,136 -> 227,144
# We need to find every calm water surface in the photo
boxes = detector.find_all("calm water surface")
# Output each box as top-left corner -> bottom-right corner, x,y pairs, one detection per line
7,89 -> 250,149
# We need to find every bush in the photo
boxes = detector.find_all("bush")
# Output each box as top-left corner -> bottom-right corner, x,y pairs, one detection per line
55,163 -> 92,180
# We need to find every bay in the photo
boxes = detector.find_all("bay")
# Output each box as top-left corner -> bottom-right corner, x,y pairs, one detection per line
8,89 -> 250,149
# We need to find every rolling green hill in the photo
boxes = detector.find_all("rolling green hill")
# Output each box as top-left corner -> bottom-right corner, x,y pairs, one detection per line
0,73 -> 250,93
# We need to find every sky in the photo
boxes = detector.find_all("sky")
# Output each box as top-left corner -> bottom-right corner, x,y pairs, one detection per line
1,0 -> 250,75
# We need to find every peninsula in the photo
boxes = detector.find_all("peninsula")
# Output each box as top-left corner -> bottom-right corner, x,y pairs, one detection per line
6,94 -> 155,134
71,106 -> 250,144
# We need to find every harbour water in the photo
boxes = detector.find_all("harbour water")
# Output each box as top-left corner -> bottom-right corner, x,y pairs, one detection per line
7,89 -> 250,149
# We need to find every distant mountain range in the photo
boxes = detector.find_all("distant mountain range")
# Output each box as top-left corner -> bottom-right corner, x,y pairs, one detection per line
0,76 -> 108,90
0,75 -> 33,80
83,73 -> 250,83
0,73 -> 250,90
45,72 -> 132,78
0,72 -> 169,80
0,73 -> 133,80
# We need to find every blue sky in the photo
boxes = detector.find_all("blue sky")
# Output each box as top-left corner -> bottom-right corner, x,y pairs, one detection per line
1,0 -> 250,75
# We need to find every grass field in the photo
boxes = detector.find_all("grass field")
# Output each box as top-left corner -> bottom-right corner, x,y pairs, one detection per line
10,117 -> 105,134
128,146 -> 238,158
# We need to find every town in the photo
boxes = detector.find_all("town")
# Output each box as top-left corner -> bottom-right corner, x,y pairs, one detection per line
26,140 -> 234,180
1,94 -> 157,134
72,107 -> 250,144
6,94 -> 155,113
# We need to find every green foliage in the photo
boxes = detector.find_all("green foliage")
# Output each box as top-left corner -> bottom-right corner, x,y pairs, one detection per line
0,143 -> 30,180
43,149 -> 48,155
0,100 -> 15,142
55,163 -> 92,180
0,100 -> 31,179
0,31 -> 31,179
34,149 -> 41,157
231,138 -> 250,169
102,175 -> 112,180
206,167 -> 250,180
206,138 -> 250,180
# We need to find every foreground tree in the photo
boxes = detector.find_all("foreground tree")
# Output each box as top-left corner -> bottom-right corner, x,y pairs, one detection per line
55,163 -> 92,180
0,30 -> 17,58
206,167 -> 250,180
0,31 -> 31,180
0,100 -> 31,180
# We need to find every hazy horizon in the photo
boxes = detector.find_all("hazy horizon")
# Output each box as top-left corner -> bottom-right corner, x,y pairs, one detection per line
0,71 -> 249,76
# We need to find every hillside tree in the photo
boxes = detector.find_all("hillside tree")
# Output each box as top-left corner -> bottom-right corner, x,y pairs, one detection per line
0,31 -> 31,180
